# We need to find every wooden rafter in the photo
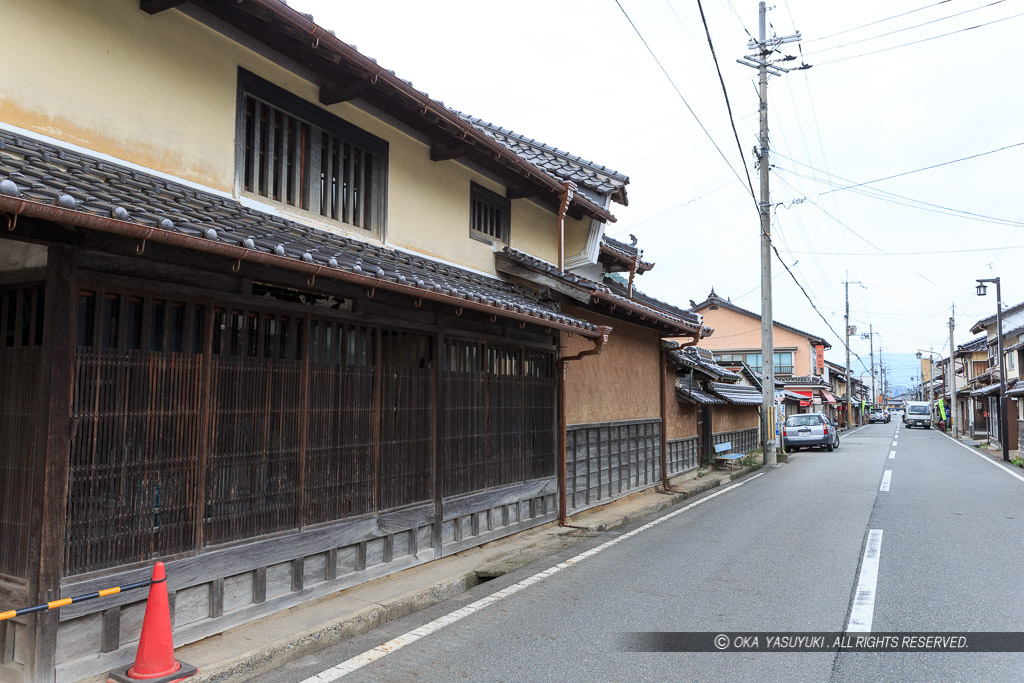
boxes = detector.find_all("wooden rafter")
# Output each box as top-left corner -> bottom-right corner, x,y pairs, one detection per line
140,0 -> 185,14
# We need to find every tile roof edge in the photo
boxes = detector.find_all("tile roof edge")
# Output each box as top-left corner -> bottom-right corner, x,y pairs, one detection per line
459,113 -> 630,183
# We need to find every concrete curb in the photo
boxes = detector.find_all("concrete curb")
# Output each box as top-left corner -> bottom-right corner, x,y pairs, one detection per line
189,572 -> 479,683
174,464 -> 766,682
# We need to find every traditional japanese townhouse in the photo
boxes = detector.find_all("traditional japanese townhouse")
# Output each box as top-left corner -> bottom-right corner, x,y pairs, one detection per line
689,289 -> 835,413
970,303 -> 1024,449
493,248 -> 708,514
0,2 -> 663,680
667,345 -> 761,469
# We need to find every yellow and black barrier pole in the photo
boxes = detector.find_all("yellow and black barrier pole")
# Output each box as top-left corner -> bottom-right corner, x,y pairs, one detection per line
0,577 -> 158,621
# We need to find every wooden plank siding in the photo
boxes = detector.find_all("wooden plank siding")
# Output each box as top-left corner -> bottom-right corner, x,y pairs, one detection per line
666,436 -> 699,476
43,273 -> 559,681
712,427 -> 758,456
565,418 -> 662,513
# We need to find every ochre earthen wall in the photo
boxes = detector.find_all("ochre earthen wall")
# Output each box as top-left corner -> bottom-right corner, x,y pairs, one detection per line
664,364 -> 697,439
563,308 -> 661,425
712,404 -> 759,432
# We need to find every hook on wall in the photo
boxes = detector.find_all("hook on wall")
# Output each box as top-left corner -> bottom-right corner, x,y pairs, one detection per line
5,213 -> 17,231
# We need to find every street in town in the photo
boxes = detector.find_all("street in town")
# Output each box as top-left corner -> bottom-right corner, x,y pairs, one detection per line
248,424 -> 1024,682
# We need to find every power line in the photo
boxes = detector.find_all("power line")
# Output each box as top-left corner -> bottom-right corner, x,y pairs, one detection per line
786,246 -> 1024,256
696,0 -> 757,203
815,141 -> 1024,195
813,10 -> 1024,66
613,0 -> 755,204
804,0 -> 953,43
775,164 -> 1024,228
805,0 -> 1009,56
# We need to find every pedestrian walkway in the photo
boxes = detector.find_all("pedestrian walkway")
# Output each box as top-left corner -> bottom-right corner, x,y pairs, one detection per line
80,462 -> 763,683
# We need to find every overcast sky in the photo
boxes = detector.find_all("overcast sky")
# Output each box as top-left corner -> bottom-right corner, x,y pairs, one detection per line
290,0 -> 1023,382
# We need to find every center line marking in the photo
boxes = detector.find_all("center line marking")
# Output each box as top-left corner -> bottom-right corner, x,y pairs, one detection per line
302,474 -> 766,682
880,470 -> 892,491
848,529 -> 884,632
888,450 -> 895,459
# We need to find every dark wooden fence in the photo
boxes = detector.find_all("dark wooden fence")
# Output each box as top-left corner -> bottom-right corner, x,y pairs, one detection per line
565,418 -> 662,513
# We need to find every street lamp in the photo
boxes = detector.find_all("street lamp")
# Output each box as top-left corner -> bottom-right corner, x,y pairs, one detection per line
916,349 -> 941,429
977,277 -> 1009,461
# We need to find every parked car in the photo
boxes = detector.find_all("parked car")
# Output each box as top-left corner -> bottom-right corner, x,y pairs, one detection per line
783,413 -> 840,452
904,401 -> 931,428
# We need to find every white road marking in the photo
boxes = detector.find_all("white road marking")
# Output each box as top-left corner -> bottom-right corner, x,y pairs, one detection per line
939,431 -> 1024,484
848,529 -> 884,632
880,470 -> 892,491
301,473 -> 766,682
888,450 -> 895,459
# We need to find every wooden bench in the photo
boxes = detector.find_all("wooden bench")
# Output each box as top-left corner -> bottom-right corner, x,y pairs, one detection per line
714,441 -> 743,469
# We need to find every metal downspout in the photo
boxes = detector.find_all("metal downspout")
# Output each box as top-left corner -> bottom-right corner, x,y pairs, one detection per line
557,181 -> 576,272
558,325 -> 611,525
660,348 -> 669,490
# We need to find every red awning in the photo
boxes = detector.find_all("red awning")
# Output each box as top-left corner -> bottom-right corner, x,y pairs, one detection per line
819,389 -> 838,404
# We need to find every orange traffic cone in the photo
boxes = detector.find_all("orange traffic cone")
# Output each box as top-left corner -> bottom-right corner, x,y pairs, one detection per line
108,562 -> 197,683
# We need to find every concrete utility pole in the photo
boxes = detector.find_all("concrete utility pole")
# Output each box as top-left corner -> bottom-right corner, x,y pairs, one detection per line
736,2 -> 801,464
862,325 -> 875,405
949,310 -> 957,438
843,274 -> 862,427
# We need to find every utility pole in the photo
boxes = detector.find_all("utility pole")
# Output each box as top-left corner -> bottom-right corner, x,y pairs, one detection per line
949,307 -> 957,438
845,278 -> 851,427
843,274 -> 862,428
737,2 -> 801,465
862,325 -> 876,405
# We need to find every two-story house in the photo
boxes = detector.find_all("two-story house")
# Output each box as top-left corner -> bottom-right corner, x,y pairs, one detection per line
689,290 -> 836,420
970,301 -> 1024,450
0,2 -> 716,681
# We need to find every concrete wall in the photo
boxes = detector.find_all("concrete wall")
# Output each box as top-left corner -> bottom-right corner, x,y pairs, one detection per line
695,306 -> 815,376
0,0 -> 582,276
562,308 -> 661,425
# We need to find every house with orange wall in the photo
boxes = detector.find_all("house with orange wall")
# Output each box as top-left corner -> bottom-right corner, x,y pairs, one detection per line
688,290 -> 838,417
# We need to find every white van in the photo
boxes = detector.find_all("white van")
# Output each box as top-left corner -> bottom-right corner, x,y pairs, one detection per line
904,401 -> 931,428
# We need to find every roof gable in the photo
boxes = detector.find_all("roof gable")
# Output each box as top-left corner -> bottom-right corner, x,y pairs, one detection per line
691,290 -> 830,348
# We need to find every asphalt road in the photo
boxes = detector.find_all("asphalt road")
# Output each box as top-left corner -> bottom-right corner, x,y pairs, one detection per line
252,420 -> 1024,682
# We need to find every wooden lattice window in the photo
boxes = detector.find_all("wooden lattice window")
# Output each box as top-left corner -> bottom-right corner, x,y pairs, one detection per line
470,183 -> 510,244
238,69 -> 388,233
204,308 -> 304,546
66,291 -> 205,575
442,341 -> 556,497
0,284 -> 43,579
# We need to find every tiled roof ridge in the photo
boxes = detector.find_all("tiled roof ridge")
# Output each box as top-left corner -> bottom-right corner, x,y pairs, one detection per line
0,129 -> 598,334
457,113 -> 629,182
602,275 -> 704,328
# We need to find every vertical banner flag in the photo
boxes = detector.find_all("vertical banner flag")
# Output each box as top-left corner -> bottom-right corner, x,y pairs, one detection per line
815,345 -> 824,375
938,398 -> 947,421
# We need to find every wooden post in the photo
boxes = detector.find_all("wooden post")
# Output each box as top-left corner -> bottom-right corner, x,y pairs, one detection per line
27,245 -> 76,682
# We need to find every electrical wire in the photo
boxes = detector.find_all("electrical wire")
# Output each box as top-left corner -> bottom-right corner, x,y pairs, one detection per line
614,0 -> 756,206
813,10 -> 1024,66
695,0 -> 757,203
814,142 -> 1024,196
785,246 -> 1024,256
772,149 -> 1024,227
776,165 -> 1024,228
803,0 -> 954,44
804,0 -> 1009,56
